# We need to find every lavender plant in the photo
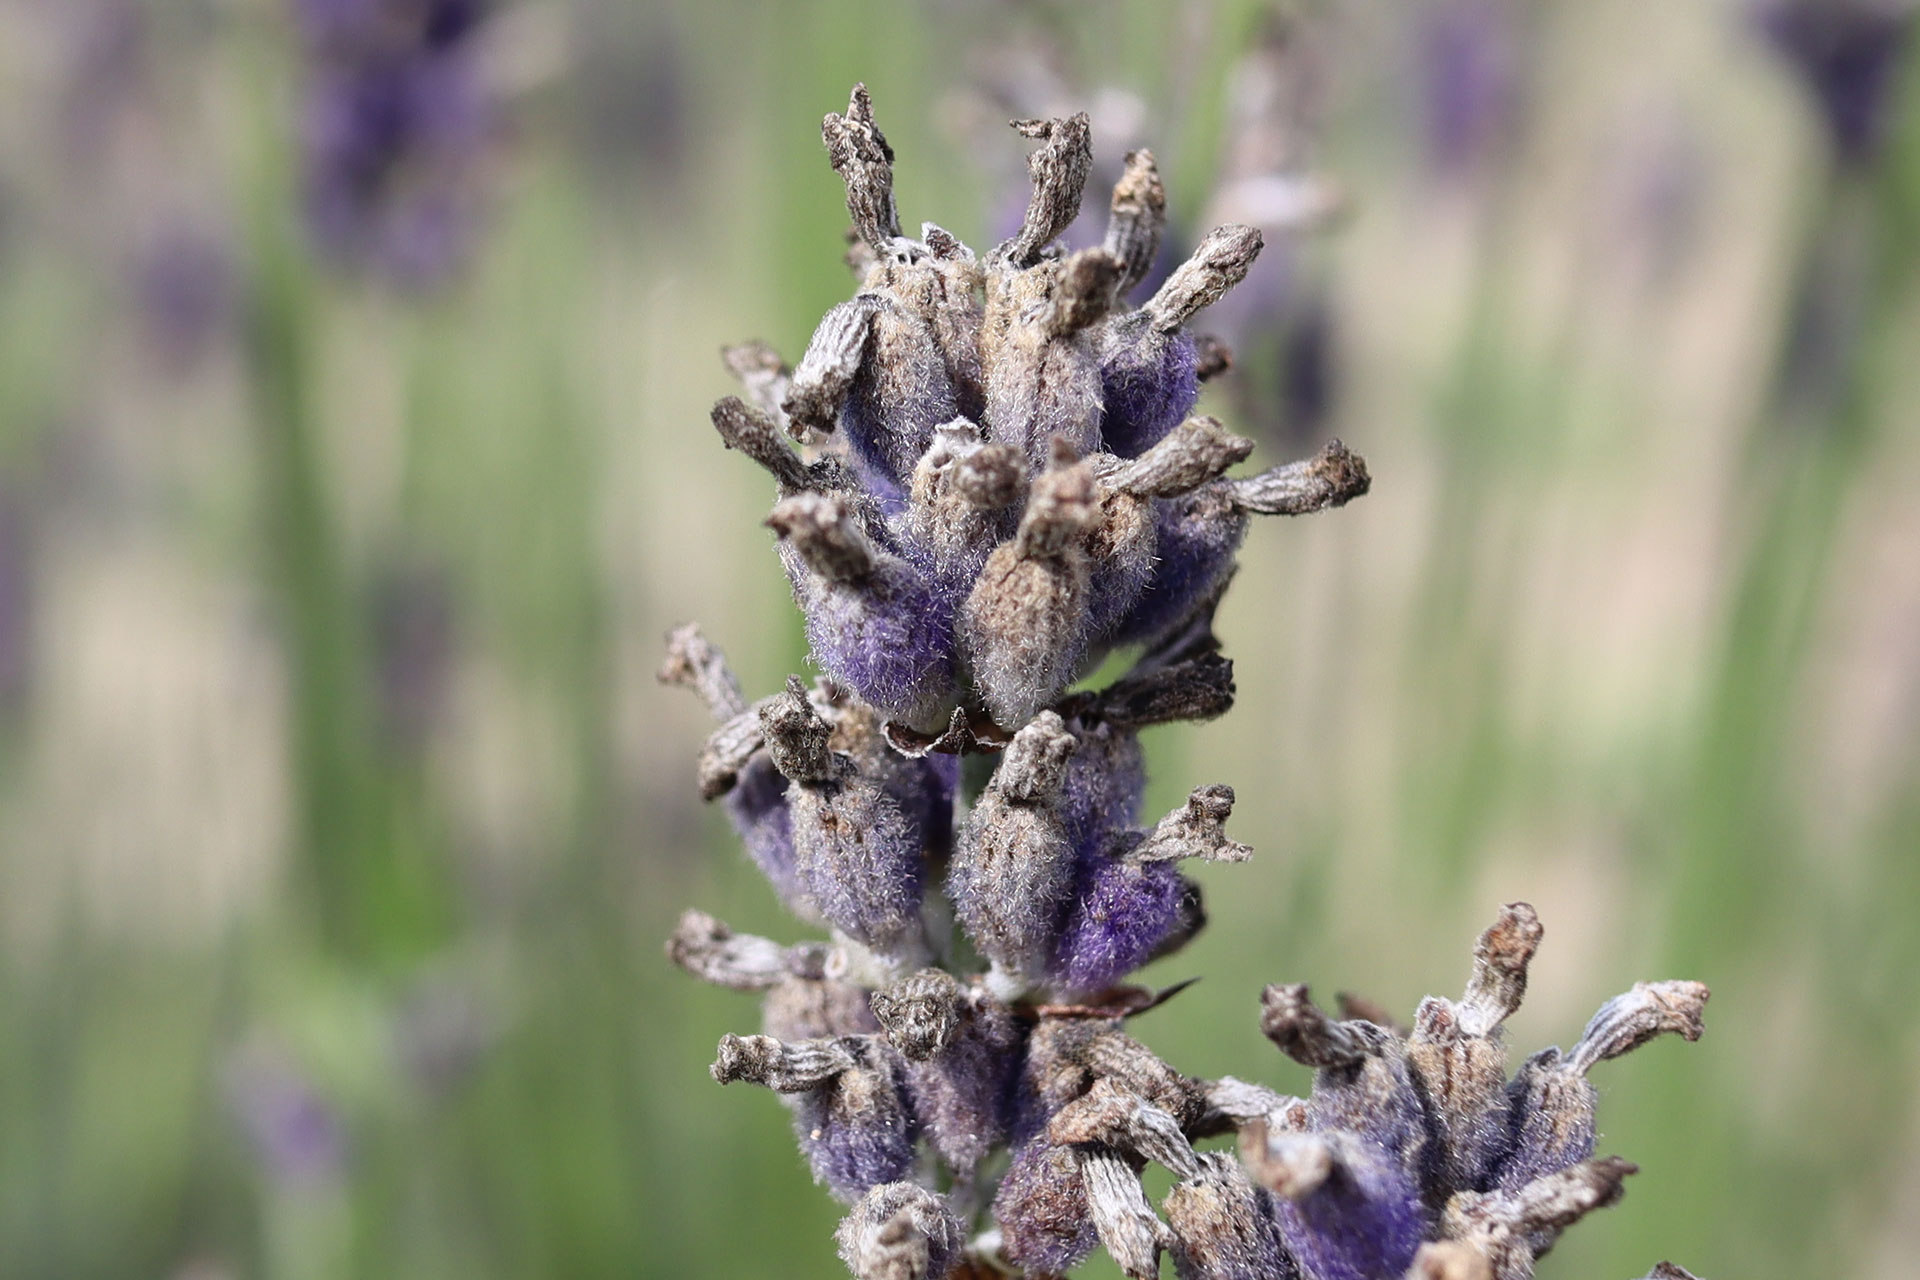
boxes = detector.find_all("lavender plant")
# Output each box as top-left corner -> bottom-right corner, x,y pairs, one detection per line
665,86 -> 1711,1280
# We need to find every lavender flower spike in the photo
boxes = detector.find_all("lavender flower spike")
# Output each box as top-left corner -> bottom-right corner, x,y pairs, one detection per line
667,82 -> 1707,1280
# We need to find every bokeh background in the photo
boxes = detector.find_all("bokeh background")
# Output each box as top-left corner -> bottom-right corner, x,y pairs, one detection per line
1,0 -> 1917,1276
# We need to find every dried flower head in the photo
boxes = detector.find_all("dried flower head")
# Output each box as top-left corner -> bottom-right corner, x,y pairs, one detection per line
666,84 -> 1708,1279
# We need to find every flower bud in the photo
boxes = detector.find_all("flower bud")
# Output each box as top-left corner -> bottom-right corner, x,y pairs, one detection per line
1050,787 -> 1249,996
762,679 -> 930,965
1405,902 -> 1543,1202
1498,980 -> 1708,1191
993,1135 -> 1099,1275
1254,1128 -> 1424,1280
786,292 -> 960,498
948,713 -> 1079,994
1163,1152 -> 1293,1280
983,248 -> 1122,468
711,1033 -> 918,1203
836,1182 -> 966,1280
660,628 -> 810,913
960,451 -> 1098,726
871,970 -> 1025,1179
904,419 -> 1023,590
1116,439 -> 1371,650
1260,984 -> 1431,1175
768,492 -> 957,729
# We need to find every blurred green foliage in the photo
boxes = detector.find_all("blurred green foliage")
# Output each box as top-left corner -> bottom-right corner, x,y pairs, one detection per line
0,1 -> 1916,1277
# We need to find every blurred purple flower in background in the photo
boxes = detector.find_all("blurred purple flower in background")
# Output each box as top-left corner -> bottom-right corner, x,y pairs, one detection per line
133,220 -> 235,374
392,970 -> 496,1097
369,558 -> 457,750
1200,13 -> 1346,448
1415,0 -> 1523,179
1755,0 -> 1917,168
224,1042 -> 348,1189
294,0 -> 497,284
57,0 -> 149,163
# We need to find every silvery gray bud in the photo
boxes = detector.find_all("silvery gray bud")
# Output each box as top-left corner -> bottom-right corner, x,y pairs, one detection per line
1163,1152 -> 1295,1280
761,678 -> 929,965
905,419 -> 1023,587
712,1033 -> 918,1203
1405,902 -> 1542,1202
1444,1156 -> 1638,1280
1499,980 -> 1708,1191
948,713 -> 1078,994
835,1182 -> 966,1280
960,450 -> 1098,726
982,248 -> 1121,467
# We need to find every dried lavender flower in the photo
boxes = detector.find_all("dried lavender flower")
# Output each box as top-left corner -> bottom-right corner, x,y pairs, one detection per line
712,1031 -> 918,1202
837,1182 -> 967,1280
666,83 -> 1706,1280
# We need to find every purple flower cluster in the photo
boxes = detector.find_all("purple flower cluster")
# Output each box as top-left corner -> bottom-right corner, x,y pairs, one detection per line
292,0 -> 494,283
1758,0 -> 1912,167
665,86 -> 1711,1280
1754,0 -> 1916,168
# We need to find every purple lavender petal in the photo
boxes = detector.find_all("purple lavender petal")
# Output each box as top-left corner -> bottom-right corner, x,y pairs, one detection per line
798,561 -> 958,726
1112,488 -> 1248,650
1049,858 -> 1201,997
722,756 -> 802,908
1060,721 -> 1147,859
993,1134 -> 1100,1275
1272,1144 -> 1425,1280
1099,314 -> 1201,458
